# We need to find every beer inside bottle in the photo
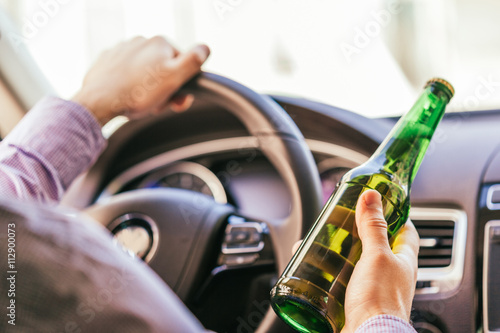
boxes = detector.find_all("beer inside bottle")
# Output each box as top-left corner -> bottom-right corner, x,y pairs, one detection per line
270,78 -> 454,333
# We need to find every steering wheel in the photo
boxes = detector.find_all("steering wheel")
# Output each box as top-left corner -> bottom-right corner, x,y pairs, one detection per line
82,72 -> 322,332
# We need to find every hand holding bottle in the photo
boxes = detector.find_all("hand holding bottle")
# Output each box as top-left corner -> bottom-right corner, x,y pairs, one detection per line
271,78 -> 453,333
342,190 -> 420,333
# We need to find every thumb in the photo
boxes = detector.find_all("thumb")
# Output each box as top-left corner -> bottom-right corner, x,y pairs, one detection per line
170,44 -> 210,82
355,190 -> 391,253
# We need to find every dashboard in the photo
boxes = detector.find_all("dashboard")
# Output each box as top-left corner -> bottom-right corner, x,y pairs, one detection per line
65,90 -> 500,333
97,139 -> 366,220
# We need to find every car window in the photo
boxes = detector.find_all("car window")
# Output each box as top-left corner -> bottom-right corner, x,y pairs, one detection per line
1,0 -> 500,117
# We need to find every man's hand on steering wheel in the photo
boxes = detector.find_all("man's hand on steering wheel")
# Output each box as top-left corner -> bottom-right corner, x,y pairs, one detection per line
71,36 -> 210,126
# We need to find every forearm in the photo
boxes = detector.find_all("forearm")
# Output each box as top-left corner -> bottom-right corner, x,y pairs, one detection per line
0,96 -> 106,202
354,315 -> 417,333
0,37 -> 208,203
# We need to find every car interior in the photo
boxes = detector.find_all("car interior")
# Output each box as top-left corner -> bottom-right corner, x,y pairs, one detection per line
2,1 -> 500,333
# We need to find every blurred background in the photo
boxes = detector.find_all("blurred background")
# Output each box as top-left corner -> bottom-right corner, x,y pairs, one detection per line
1,0 -> 500,117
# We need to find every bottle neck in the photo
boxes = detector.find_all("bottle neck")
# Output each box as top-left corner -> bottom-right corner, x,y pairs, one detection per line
368,86 -> 450,184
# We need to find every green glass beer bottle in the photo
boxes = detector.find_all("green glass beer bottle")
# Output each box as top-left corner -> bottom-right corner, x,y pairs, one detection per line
270,78 -> 454,333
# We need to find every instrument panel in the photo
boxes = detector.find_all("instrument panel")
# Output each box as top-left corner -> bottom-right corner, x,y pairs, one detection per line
136,161 -> 227,204
104,143 -> 366,216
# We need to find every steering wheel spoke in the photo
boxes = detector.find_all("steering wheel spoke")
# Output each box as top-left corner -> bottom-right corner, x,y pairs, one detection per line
85,188 -> 235,301
216,215 -> 275,269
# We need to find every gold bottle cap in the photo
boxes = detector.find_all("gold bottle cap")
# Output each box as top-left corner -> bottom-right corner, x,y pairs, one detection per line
425,78 -> 455,100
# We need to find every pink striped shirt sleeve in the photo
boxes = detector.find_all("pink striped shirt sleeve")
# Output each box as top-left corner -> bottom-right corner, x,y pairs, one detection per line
0,96 -> 106,202
355,315 -> 417,333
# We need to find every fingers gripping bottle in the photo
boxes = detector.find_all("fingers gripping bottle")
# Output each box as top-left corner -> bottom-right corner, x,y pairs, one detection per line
270,78 -> 454,333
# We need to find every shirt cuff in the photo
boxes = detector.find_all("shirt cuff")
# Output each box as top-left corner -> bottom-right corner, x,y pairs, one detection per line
354,315 -> 417,333
2,96 -> 107,190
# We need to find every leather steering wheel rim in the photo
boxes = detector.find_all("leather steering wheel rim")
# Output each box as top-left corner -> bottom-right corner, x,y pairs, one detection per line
181,72 -> 323,332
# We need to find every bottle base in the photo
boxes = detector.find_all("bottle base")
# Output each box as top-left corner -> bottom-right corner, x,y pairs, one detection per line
271,277 -> 344,333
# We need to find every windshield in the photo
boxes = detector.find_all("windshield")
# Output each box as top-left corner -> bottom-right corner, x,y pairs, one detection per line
2,0 -> 500,117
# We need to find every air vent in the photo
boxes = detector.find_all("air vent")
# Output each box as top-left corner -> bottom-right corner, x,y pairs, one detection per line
413,219 -> 455,268
409,208 -> 467,295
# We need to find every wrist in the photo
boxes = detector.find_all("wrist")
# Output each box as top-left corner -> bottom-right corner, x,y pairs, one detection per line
344,306 -> 410,333
71,87 -> 115,126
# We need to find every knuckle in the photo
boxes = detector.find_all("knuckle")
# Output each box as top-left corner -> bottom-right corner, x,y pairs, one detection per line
149,35 -> 168,46
363,216 -> 388,229
189,53 -> 203,67
131,36 -> 146,43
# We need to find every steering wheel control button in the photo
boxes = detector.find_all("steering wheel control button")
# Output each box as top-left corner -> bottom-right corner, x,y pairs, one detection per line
221,216 -> 268,255
222,220 -> 265,254
108,213 -> 159,263
225,227 -> 261,246
219,253 -> 259,266
214,216 -> 276,270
